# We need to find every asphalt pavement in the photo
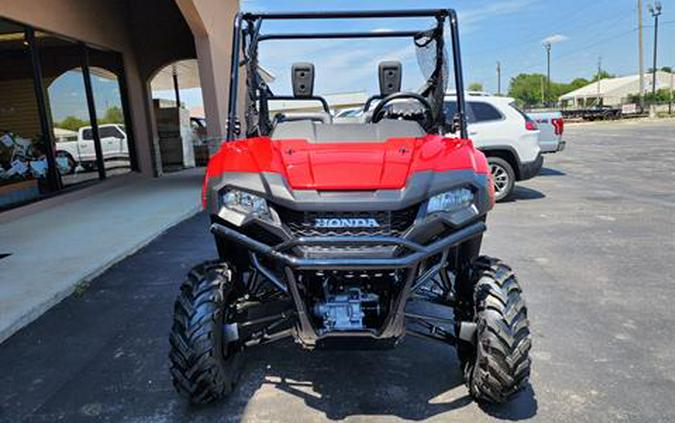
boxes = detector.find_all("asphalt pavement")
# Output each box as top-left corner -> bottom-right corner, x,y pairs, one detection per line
1,119 -> 673,422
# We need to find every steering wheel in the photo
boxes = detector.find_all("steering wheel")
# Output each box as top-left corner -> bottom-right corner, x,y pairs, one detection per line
370,92 -> 433,125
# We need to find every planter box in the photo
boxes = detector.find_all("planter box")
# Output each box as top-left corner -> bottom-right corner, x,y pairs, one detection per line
0,179 -> 40,208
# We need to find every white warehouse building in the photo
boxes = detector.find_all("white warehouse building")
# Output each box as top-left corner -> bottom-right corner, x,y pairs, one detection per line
559,71 -> 674,108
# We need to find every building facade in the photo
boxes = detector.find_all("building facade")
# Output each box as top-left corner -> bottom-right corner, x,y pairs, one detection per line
0,0 -> 239,210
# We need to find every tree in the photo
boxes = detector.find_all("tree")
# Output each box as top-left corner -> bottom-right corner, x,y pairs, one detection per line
566,78 -> 590,92
661,66 -> 672,73
468,82 -> 484,92
508,73 -> 548,106
592,70 -> 614,82
99,106 -> 124,124
57,116 -> 88,131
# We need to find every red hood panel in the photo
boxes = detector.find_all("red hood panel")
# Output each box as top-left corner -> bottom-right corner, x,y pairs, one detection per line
206,135 -> 488,191
279,138 -> 416,190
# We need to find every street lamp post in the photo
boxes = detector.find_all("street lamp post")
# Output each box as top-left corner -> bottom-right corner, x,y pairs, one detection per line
544,42 -> 551,105
670,68 -> 674,115
648,1 -> 662,97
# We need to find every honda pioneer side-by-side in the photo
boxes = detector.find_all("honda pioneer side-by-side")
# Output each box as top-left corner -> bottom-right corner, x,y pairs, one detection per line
169,9 -> 532,406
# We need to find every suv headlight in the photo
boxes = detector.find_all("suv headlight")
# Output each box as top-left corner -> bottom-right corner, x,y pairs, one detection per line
222,188 -> 271,220
426,188 -> 474,214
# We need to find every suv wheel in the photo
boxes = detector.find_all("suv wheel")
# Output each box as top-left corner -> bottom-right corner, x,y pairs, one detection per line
169,261 -> 243,404
488,157 -> 515,202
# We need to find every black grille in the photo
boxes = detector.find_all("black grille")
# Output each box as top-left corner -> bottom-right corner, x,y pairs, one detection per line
277,205 -> 419,238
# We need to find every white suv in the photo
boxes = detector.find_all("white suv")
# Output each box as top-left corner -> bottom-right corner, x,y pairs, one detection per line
444,94 -> 543,201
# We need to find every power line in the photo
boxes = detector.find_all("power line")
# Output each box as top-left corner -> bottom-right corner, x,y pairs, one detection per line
465,2 -> 629,60
502,26 -> 641,79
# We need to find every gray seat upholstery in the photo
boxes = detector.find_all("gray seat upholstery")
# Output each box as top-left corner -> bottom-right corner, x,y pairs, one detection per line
270,119 -> 424,143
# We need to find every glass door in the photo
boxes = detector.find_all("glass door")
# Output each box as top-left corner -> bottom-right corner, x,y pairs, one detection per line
87,48 -> 133,177
37,32 -> 102,187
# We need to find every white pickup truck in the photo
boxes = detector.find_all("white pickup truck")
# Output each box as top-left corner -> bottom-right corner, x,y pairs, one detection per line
527,111 -> 565,153
55,124 -> 128,173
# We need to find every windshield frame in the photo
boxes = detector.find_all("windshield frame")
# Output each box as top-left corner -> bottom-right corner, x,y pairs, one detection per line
227,9 -> 468,140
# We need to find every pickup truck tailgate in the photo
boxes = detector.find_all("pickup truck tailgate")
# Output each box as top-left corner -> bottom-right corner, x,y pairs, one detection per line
528,111 -> 565,153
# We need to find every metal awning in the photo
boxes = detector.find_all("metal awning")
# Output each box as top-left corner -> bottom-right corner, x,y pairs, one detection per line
150,59 -> 276,91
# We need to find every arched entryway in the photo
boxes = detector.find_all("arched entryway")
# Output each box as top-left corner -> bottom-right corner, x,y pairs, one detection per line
149,59 -> 209,172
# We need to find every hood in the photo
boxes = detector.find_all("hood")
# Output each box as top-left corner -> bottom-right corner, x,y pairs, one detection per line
206,135 -> 488,191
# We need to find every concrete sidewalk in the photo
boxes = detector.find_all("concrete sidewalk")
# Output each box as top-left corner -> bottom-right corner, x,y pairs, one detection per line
0,169 -> 204,342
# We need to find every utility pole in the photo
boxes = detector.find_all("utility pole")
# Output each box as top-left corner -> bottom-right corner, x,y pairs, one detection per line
670,68 -> 673,115
638,0 -> 645,111
496,61 -> 501,95
648,1 -> 662,96
540,76 -> 545,105
544,42 -> 552,105
597,56 -> 602,104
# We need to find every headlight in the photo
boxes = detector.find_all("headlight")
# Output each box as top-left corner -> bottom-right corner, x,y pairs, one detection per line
426,188 -> 474,214
222,189 -> 271,219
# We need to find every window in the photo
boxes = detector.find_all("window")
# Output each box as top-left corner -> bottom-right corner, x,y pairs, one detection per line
0,19 -> 136,210
443,101 -> 458,121
0,21 -> 51,209
99,126 -> 122,138
469,102 -> 502,122
39,32 -> 100,187
88,49 -> 132,176
444,101 -> 476,124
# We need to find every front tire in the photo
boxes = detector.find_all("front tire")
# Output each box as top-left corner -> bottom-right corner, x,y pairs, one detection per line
487,157 -> 515,202
169,261 -> 242,404
464,257 -> 531,403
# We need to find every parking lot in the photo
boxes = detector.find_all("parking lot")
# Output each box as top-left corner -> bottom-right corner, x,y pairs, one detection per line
1,119 -> 673,422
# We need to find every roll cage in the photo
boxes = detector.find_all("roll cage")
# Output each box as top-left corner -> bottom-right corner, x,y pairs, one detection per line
226,8 -> 469,141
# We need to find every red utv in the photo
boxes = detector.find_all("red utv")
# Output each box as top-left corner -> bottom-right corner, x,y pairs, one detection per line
169,8 -> 531,406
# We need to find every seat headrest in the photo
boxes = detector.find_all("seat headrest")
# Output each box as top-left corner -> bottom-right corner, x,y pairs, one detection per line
292,62 -> 315,98
378,61 -> 402,96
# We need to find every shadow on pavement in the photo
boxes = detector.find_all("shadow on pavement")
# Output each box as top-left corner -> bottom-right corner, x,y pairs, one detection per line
186,337 -> 537,421
480,384 -> 538,421
502,186 -> 546,203
538,167 -> 566,177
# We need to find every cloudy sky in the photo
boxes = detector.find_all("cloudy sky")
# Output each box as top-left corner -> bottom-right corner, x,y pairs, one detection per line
156,0 -> 675,107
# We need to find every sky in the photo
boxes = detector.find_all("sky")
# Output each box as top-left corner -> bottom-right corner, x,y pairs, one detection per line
154,0 -> 675,108
49,70 -> 123,123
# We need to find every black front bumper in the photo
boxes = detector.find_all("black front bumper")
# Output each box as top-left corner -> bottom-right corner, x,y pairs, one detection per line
210,220 -> 485,347
210,221 -> 485,270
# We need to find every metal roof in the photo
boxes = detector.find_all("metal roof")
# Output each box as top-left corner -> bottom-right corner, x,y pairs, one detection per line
559,71 -> 674,101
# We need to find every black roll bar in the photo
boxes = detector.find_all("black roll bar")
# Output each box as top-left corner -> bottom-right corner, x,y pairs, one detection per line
259,30 -> 421,41
226,8 -> 468,141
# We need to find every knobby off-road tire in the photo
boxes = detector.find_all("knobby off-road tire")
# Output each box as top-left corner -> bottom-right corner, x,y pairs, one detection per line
169,261 -> 242,404
464,256 -> 532,403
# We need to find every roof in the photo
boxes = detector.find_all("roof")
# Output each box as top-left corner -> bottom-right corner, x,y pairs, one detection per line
446,92 -> 515,103
151,60 -> 275,91
560,71 -> 674,100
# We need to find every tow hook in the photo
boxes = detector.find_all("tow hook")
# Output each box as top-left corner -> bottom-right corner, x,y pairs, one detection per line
457,322 -> 477,343
223,323 -> 239,343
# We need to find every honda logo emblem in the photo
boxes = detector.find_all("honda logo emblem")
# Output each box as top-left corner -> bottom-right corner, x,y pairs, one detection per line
314,218 -> 380,228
